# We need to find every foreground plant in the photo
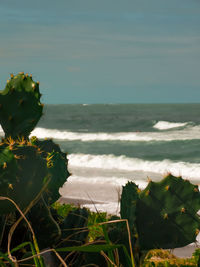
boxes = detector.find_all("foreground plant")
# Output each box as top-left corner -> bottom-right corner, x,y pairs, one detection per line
0,73 -> 125,266
0,72 -> 43,139
0,73 -> 70,263
108,174 -> 200,266
0,73 -> 70,211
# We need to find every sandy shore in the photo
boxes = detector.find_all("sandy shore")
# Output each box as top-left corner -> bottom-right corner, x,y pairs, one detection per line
59,175 -> 122,215
59,196 -> 105,206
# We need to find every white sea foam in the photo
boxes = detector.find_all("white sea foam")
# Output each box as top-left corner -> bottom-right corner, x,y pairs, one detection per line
30,125 -> 200,142
153,121 -> 188,130
64,175 -> 132,187
68,153 -> 200,180
0,126 -> 3,136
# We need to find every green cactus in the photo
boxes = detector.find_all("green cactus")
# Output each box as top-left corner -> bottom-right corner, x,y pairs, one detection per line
31,137 -> 71,204
108,182 -> 142,266
0,73 -> 72,265
120,181 -> 139,236
30,137 -> 66,157
136,174 -> 200,250
0,139 -> 48,214
120,181 -> 142,265
0,73 -> 70,213
119,174 -> 200,253
0,72 -> 43,139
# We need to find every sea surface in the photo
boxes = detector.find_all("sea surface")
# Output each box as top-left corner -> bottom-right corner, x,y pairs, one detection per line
35,103 -> 200,179
2,103 -> 200,214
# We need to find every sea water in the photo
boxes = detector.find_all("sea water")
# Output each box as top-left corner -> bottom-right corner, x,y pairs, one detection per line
1,103 -> 200,214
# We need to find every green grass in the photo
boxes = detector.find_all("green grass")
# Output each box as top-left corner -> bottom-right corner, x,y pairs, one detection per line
0,201 -> 199,266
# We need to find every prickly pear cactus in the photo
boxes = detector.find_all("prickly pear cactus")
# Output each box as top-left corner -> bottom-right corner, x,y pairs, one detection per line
0,72 -> 43,139
31,137 -> 70,204
30,137 -> 66,157
121,181 -> 139,234
0,138 -> 48,214
136,174 -> 200,250
108,182 -> 141,266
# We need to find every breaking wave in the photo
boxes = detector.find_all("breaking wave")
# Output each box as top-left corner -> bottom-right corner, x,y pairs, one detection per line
153,121 -> 188,130
30,125 -> 200,142
68,153 -> 200,179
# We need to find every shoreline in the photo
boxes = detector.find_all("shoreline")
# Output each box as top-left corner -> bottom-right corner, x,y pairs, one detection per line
59,196 -> 106,206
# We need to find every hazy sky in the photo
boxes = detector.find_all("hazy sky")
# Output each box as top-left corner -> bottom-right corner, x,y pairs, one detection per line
0,0 -> 200,103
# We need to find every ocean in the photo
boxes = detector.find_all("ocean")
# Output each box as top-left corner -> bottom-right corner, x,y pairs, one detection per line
2,103 -> 200,215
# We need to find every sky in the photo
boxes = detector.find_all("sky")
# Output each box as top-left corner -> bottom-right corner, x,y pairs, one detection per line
0,0 -> 200,104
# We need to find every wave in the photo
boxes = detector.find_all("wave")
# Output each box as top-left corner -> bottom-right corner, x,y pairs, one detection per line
68,153 -> 200,179
29,126 -> 200,142
1,122 -> 200,142
153,121 -> 188,130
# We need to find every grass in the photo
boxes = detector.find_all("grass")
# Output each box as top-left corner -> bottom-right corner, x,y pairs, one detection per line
0,198 -> 199,266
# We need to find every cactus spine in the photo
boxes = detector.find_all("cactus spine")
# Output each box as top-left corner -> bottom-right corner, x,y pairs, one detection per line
0,139 -> 48,214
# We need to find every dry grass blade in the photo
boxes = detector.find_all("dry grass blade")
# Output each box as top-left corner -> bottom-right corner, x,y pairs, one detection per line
0,196 -> 37,264
113,248 -> 120,266
15,248 -> 68,267
58,217 -> 134,267
81,264 -> 99,267
58,239 -> 107,267
98,219 -> 135,267
0,214 -> 8,247
0,175 -> 51,265
57,229 -> 89,247
51,248 -> 68,267
100,250 -> 117,267
59,250 -> 75,267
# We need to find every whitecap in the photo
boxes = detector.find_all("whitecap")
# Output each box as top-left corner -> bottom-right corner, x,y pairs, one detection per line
68,153 -> 200,180
30,126 -> 200,142
153,120 -> 188,130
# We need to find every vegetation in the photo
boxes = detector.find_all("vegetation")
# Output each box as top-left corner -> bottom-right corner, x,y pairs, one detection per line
0,72 -> 200,266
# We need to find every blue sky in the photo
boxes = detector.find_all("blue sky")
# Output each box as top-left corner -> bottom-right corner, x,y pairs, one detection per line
0,0 -> 200,104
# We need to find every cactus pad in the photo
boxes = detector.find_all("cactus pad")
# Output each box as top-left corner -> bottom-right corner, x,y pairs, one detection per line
136,174 -> 200,250
0,140 -> 48,214
120,181 -> 139,233
31,137 -> 70,203
0,73 -> 43,139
